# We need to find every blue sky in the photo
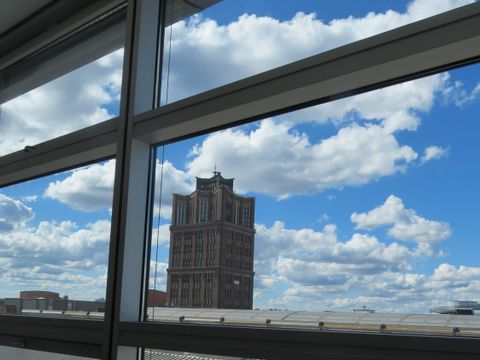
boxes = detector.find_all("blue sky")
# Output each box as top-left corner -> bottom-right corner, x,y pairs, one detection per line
1,0 -> 479,312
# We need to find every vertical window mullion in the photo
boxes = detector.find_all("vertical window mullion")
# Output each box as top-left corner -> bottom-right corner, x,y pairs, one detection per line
104,0 -> 165,359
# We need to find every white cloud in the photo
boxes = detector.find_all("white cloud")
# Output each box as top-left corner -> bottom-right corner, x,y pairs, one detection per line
43,158 -> 194,216
265,261 -> 480,312
165,0 -> 471,102
187,121 -> 417,199
1,266 -> 108,300
0,217 -> 111,299
151,224 -> 172,247
317,213 -> 330,223
431,263 -> 480,282
20,195 -> 38,203
420,146 -> 449,165
153,160 -> 194,219
0,194 -> 111,299
0,193 -> 34,231
351,195 -> 451,244
0,49 -> 124,157
44,160 -> 115,212
0,219 -> 111,268
442,79 -> 480,106
45,120 -> 421,212
254,221 -> 415,286
1,0 -> 466,159
290,74 -> 447,133
20,1 -> 470,213
250,214 -> 480,312
148,260 -> 168,291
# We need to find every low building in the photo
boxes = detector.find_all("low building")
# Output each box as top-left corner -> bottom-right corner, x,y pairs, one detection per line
147,289 -> 167,307
0,291 -> 106,314
20,290 -> 60,300
430,301 -> 480,315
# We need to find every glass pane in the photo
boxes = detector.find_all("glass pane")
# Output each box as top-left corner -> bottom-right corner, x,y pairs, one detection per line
0,160 -> 115,318
148,62 -> 480,336
0,346 -> 97,360
159,0 -> 474,104
144,348 -> 260,359
0,14 -> 125,157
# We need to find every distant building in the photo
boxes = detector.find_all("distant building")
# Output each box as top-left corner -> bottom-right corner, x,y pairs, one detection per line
166,171 -> 255,309
430,301 -> 480,315
0,291 -> 105,314
147,289 -> 167,307
20,290 -> 60,300
353,306 -> 375,313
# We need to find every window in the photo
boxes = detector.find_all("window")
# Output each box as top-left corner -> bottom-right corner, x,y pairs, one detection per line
175,200 -> 187,224
198,198 -> 209,223
0,346 -> 98,360
0,24 -> 125,157
158,0 -> 473,104
147,60 -> 480,347
243,206 -> 251,228
0,156 -> 115,318
2,1 -> 480,359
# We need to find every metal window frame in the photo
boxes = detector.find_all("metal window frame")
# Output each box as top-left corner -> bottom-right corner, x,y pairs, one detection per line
0,1 -> 480,359
119,321 -> 480,360
0,316 -> 103,358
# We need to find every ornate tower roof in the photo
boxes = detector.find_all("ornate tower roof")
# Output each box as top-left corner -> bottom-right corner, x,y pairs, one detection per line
196,171 -> 234,191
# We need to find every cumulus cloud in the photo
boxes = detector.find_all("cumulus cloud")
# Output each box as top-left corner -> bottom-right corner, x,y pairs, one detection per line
44,160 -> 116,212
432,263 -> 480,282
267,262 -> 480,312
0,218 -> 111,299
254,221 -> 415,286
1,266 -> 108,300
187,121 -> 417,199
151,224 -> 172,247
153,160 -> 194,219
351,195 -> 451,244
0,49 -> 123,156
420,146 -> 449,165
0,194 -> 110,299
0,193 -> 34,232
45,119 -> 422,211
442,79 -> 480,106
0,219 -> 111,269
291,74 -> 447,133
148,260 -> 168,291
250,214 -> 480,312
1,0 -> 467,159
164,0 -> 471,102
42,158 -> 194,217
33,1 -> 470,212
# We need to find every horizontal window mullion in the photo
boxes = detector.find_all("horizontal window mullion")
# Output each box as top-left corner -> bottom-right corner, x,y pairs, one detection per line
120,322 -> 480,360
0,118 -> 118,188
132,2 -> 480,146
0,0 -> 127,73
0,316 -> 104,358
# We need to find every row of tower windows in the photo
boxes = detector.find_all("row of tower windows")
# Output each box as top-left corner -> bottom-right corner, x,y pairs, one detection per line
225,258 -> 250,270
175,198 -> 252,227
224,289 -> 250,301
224,274 -> 251,287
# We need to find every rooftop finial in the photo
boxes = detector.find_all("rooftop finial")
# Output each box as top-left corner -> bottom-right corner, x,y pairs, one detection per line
213,161 -> 220,176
